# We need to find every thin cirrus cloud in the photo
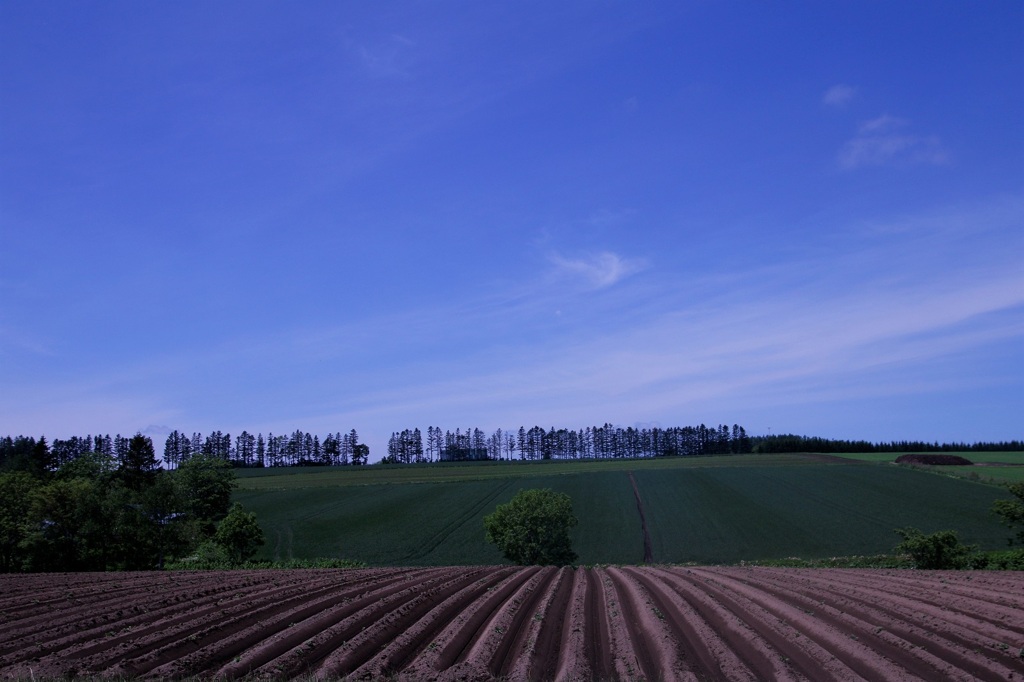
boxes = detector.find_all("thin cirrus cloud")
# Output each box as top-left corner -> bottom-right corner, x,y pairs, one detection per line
822,84 -> 857,107
838,114 -> 949,169
547,251 -> 648,289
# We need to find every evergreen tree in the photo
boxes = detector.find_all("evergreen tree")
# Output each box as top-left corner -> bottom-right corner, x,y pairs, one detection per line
118,434 -> 159,492
163,431 -> 182,469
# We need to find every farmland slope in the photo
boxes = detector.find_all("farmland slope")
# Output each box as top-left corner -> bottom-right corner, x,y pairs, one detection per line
234,456 -> 1014,566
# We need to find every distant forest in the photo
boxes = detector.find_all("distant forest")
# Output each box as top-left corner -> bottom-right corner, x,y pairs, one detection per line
1,426 -> 1020,473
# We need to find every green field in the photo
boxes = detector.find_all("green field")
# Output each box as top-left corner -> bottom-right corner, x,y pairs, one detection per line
233,454 -> 1019,566
234,453 -> 831,489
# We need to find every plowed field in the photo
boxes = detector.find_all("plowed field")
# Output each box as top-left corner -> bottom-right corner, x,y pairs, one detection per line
1,567 -> 1021,681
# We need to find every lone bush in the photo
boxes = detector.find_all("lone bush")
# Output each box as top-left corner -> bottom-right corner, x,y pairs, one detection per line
893,527 -> 976,569
484,488 -> 578,566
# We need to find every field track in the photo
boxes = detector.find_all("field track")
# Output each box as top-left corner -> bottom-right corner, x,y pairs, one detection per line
1,567 -> 1022,681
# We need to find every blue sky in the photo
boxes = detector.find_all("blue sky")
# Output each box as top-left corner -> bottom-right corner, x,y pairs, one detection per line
2,1 -> 1022,458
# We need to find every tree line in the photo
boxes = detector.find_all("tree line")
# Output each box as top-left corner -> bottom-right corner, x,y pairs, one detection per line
751,434 -> 1024,454
161,429 -> 369,468
0,429 -> 369,473
385,424 -> 753,463
4,429 -> 1020,474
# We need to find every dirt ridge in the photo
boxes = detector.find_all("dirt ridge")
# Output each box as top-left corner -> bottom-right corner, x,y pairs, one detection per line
2,567 -> 1022,681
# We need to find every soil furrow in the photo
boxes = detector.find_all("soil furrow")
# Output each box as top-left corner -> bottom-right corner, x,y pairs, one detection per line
651,567 -> 803,681
670,568 -> 848,681
582,567 -> 615,681
115,575 -> 396,676
354,567 -> 520,679
198,569 -> 443,679
430,567 -> 542,672
310,567 -> 492,678
720,567 -> 1023,681
696,566 -> 946,681
733,561 -> 1024,679
437,566 -> 554,677
525,566 -> 575,682
0,572 -> 261,648
604,566 -> 670,680
781,568 -> 1024,658
811,569 -> 1024,634
625,567 -> 756,681
488,566 -> 562,679
0,571 -> 393,673
2,566 -> 1021,682
37,571 -> 380,666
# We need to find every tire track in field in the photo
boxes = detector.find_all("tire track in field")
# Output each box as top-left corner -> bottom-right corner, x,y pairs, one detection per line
628,471 -> 654,564
398,479 -> 514,563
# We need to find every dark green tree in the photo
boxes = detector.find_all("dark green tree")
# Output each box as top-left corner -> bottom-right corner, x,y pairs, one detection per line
0,472 -> 39,571
173,454 -> 235,540
893,527 -> 976,569
118,433 -> 159,492
484,488 -> 578,566
21,477 -> 108,571
992,482 -> 1024,545
214,503 -> 265,564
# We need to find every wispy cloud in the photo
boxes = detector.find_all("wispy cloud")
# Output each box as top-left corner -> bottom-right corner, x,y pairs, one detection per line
354,34 -> 418,78
839,114 -> 949,169
547,251 -> 647,289
822,84 -> 856,107
857,114 -> 905,134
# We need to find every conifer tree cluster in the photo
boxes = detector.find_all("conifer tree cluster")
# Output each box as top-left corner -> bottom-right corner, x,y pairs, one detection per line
161,428 -> 366,468
386,423 -> 751,462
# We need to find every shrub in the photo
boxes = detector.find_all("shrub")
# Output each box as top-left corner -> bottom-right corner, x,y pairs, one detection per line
974,548 -> 1024,570
893,527 -> 976,569
484,488 -> 578,566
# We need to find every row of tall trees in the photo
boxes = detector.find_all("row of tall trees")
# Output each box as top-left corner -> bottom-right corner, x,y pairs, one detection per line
384,424 -> 753,463
161,429 -> 368,468
0,433 -> 241,572
0,429 -> 370,473
0,434 -> 162,477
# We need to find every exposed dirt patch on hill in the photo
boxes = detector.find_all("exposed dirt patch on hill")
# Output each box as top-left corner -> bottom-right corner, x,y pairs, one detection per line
799,452 -> 871,464
896,454 -> 975,466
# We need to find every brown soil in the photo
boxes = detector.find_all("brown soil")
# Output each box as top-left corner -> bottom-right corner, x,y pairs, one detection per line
1,567 -> 1021,681
896,454 -> 975,466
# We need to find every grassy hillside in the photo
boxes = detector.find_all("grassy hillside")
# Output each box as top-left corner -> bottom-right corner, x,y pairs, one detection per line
233,453 -> 1017,566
